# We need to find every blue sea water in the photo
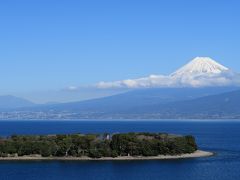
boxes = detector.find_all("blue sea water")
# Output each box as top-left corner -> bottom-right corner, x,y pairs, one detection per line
0,120 -> 240,180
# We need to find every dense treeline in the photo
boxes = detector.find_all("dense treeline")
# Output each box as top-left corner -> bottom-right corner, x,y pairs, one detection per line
0,133 -> 197,158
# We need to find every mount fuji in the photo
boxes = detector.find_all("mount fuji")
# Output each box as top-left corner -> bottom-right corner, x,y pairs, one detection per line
171,57 -> 229,76
170,57 -> 239,87
96,57 -> 240,89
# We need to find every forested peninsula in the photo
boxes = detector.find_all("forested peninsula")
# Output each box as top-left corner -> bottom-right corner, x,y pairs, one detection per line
0,133 -> 213,160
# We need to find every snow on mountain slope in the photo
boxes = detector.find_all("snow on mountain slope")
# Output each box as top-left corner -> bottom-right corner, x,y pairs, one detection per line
171,57 -> 229,77
94,57 -> 240,89
169,57 -> 238,87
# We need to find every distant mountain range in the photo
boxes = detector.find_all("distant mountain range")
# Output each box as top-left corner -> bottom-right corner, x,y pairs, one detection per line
1,57 -> 240,120
122,89 -> 240,119
0,95 -> 35,110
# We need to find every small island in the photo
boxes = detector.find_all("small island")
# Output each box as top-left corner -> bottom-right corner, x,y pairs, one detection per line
0,133 -> 213,161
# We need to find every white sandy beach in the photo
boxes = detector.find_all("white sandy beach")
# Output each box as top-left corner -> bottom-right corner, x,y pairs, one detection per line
0,150 -> 214,161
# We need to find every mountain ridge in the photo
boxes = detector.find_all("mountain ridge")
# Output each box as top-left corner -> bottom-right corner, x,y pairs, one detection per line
1,87 -> 239,120
0,95 -> 35,110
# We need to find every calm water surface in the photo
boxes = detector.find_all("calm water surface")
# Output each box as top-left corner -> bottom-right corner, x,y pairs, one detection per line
0,120 -> 239,180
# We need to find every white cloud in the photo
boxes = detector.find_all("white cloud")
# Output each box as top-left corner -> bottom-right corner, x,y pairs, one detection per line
95,72 -> 240,89
96,75 -> 175,89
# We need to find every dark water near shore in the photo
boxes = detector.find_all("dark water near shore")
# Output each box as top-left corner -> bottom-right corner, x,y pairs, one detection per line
0,120 -> 240,180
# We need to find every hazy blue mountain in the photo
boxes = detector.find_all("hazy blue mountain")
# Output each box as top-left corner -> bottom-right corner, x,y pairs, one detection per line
0,95 -> 35,110
1,87 -> 240,119
18,86 -> 238,113
126,89 -> 240,119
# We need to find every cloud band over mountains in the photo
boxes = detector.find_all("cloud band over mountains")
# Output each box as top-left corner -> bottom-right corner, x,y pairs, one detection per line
95,72 -> 240,89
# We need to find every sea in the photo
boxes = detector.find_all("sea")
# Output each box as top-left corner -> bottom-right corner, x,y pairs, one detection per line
0,120 -> 239,180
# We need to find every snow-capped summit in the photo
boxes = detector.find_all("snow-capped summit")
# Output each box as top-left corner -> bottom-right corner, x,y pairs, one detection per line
169,57 -> 236,87
171,57 -> 229,77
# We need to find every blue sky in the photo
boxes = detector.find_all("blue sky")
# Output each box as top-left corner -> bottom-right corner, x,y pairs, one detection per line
0,0 -> 240,103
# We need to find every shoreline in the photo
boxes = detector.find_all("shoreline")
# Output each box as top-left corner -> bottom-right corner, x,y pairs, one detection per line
0,150 -> 214,161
